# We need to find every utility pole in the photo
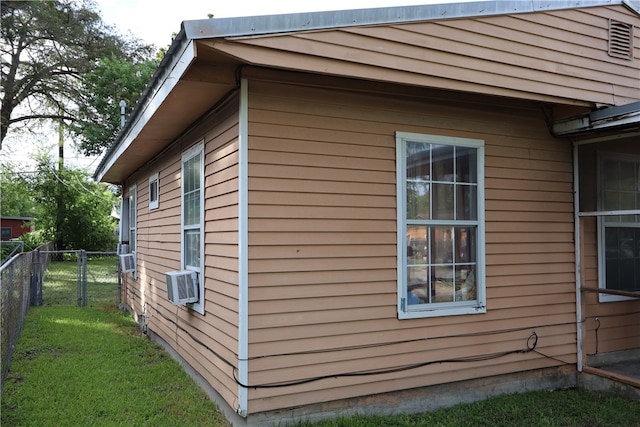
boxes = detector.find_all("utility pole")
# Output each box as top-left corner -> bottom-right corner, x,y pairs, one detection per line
55,116 -> 64,250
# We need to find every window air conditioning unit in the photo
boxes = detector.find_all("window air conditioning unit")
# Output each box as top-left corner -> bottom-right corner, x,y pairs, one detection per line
165,270 -> 199,305
119,253 -> 135,273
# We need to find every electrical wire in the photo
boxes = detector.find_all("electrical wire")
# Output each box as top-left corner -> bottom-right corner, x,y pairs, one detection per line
155,308 -> 237,371
232,332 -> 539,389
153,308 -> 584,390
239,322 -> 574,361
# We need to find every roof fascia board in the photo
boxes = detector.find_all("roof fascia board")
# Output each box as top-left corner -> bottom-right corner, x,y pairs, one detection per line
553,101 -> 640,136
94,37 -> 196,182
183,1 -> 638,40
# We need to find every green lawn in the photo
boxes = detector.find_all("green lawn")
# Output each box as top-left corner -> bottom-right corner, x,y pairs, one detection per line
1,306 -> 230,427
296,388 -> 640,426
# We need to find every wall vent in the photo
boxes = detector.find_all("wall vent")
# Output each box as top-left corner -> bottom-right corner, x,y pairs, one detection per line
609,20 -> 633,60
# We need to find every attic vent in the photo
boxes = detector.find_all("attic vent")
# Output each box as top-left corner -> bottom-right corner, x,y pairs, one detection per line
608,20 -> 633,60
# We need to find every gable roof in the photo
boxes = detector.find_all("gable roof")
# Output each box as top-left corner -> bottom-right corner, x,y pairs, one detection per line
95,0 -> 640,184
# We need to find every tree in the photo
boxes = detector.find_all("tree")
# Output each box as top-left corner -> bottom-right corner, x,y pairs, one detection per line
29,156 -> 118,251
72,55 -> 157,156
0,162 -> 36,217
0,0 -> 153,150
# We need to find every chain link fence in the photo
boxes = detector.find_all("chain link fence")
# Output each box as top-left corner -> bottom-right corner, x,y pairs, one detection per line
1,243 -> 53,390
40,251 -> 120,307
1,246 -> 120,390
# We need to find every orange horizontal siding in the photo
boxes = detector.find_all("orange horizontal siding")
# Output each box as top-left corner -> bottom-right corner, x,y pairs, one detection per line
224,5 -> 639,106
123,97 -> 243,413
245,76 -> 576,413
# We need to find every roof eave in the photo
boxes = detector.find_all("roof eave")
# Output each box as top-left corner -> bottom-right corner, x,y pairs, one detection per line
94,0 -> 639,183
552,101 -> 640,137
93,28 -> 193,182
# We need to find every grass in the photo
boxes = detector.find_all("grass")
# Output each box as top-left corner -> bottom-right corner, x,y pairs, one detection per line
1,306 -> 230,427
4,307 -> 640,427
295,388 -> 640,426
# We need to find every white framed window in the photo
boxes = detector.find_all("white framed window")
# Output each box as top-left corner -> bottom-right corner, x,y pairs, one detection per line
181,141 -> 205,314
129,185 -> 137,255
149,173 -> 159,210
118,185 -> 137,276
396,132 -> 486,319
597,152 -> 640,302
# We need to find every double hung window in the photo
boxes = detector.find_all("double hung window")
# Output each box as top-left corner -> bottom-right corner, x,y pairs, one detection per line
118,185 -> 137,276
182,142 -> 205,313
598,152 -> 640,300
129,185 -> 136,254
397,132 -> 485,318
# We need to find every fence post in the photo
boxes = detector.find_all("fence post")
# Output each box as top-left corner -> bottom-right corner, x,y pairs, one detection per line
76,250 -> 87,307
29,248 -> 42,306
117,259 -> 122,308
82,250 -> 88,307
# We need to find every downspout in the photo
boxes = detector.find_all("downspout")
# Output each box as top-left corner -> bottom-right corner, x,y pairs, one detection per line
572,142 -> 583,372
237,78 -> 249,417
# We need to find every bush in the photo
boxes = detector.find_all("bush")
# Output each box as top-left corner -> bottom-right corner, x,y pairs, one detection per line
17,231 -> 47,251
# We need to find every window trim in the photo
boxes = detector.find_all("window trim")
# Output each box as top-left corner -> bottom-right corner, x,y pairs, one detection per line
120,185 -> 137,277
181,141 -> 205,314
597,151 -> 640,302
129,185 -> 136,254
396,132 -> 486,319
149,173 -> 159,210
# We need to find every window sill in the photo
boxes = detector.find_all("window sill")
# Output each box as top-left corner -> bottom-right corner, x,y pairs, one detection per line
398,304 -> 486,319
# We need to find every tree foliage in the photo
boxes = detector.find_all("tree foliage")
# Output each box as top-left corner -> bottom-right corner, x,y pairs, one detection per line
0,0 -> 154,149
72,55 -> 157,156
29,157 -> 119,251
2,158 -> 119,251
0,162 -> 35,217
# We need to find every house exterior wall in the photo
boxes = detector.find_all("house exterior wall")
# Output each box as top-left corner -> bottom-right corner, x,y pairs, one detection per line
216,4 -> 639,107
121,95 -> 242,411
244,74 -> 577,413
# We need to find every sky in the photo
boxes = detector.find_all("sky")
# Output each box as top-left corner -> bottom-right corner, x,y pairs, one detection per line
2,0 -> 475,171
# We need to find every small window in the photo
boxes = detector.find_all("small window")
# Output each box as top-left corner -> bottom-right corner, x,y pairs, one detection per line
397,132 -> 486,318
149,173 -> 159,210
609,20 -> 633,60
1,227 -> 12,239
